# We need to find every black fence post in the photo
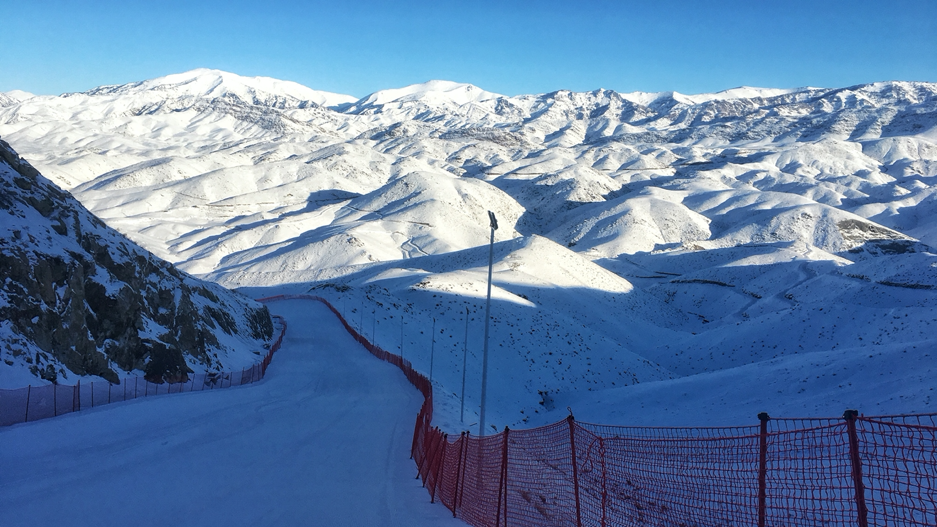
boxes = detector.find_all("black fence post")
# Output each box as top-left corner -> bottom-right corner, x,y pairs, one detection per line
844,409 -> 869,527
758,412 -> 770,527
451,432 -> 466,517
568,414 -> 583,527
496,427 -> 510,527
430,434 -> 448,503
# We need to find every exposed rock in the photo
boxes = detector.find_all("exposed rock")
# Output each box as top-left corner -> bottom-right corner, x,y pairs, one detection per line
0,138 -> 273,386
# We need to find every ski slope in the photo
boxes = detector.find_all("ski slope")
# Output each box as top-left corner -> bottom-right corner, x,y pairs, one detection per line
0,299 -> 461,527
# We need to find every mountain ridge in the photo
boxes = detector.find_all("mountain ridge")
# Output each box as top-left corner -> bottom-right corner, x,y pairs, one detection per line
1,69 -> 935,425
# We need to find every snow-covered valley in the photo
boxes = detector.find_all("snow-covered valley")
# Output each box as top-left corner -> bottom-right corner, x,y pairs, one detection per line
2,69 -> 935,429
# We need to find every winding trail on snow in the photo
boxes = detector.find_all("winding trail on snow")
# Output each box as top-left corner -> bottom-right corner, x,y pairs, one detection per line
0,299 -> 462,527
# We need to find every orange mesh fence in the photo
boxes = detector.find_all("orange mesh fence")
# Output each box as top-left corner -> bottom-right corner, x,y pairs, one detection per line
265,295 -> 935,527
0,315 -> 286,427
857,414 -> 937,527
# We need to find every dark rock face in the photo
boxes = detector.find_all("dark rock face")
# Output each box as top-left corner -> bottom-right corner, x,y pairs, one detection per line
0,139 -> 273,385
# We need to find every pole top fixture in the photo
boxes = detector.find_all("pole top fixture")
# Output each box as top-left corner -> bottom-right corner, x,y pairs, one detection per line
488,210 -> 498,231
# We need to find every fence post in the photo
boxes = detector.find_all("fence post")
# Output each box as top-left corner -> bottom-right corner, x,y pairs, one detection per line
75,381 -> 80,411
496,427 -> 510,527
568,415 -> 583,527
24,385 -> 30,423
431,433 -> 448,503
844,409 -> 869,527
758,412 -> 770,527
458,432 -> 470,512
599,437 -> 607,527
411,410 -> 423,460
417,429 -> 442,481
452,432 -> 466,517
53,383 -> 57,416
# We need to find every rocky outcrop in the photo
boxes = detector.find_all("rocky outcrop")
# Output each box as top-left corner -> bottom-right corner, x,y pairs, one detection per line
0,139 -> 273,385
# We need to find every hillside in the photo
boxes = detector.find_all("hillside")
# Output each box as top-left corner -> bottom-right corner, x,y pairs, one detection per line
1,70 -> 935,426
0,139 -> 273,388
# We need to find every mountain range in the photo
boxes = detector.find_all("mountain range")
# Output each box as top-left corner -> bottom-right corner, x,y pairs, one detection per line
1,69 -> 935,426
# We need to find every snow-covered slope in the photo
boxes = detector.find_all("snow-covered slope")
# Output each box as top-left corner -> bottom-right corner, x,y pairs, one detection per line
0,139 -> 273,388
0,299 -> 461,526
1,70 -> 935,426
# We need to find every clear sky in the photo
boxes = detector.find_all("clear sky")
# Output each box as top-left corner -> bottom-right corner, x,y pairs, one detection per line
2,0 -> 935,98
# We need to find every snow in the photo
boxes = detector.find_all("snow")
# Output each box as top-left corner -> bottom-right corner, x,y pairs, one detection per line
92,68 -> 358,109
2,70 -> 936,431
0,90 -> 34,107
353,80 -> 502,108
0,142 -> 272,388
0,299 -> 461,527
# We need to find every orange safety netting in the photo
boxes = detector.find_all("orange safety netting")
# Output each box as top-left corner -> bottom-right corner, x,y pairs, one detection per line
0,316 -> 286,427
274,294 -> 935,527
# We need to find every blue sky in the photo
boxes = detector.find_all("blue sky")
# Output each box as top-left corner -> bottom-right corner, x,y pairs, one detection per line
2,0 -> 935,97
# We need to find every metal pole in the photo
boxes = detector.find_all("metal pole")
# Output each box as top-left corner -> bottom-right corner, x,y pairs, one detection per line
359,300 -> 364,333
461,307 -> 468,423
400,312 -> 405,361
844,409 -> 869,527
495,426 -> 510,525
372,309 -> 376,343
758,412 -> 770,527
429,317 -> 436,384
479,211 -> 498,437
568,415 -> 582,527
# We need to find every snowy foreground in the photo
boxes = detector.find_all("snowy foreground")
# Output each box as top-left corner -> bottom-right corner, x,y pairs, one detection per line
0,299 -> 462,527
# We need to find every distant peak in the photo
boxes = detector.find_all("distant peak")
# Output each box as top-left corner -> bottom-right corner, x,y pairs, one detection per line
0,90 -> 35,107
356,80 -> 503,108
79,69 -> 357,108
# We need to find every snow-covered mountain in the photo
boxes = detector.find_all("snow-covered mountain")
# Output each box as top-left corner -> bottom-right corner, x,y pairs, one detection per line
0,90 -> 34,108
0,139 -> 273,388
1,69 -> 935,426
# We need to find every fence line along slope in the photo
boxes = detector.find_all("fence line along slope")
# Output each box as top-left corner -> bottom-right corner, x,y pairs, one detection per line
268,294 -> 936,527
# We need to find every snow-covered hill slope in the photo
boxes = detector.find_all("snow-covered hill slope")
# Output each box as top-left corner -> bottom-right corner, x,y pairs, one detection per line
1,70 -> 935,426
0,139 -> 273,388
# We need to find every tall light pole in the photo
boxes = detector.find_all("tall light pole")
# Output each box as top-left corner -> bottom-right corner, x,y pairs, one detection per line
478,211 -> 498,437
429,317 -> 436,384
460,307 -> 468,423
